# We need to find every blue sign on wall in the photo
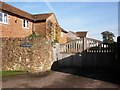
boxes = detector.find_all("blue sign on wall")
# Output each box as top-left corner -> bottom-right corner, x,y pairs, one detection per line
20,42 -> 32,47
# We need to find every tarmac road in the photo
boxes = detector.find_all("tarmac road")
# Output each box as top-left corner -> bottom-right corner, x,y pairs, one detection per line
2,69 -> 120,88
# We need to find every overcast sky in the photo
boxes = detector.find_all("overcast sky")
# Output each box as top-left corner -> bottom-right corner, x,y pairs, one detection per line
5,1 -> 118,41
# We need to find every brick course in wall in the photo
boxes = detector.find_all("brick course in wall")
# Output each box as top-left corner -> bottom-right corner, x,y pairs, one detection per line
1,14 -> 33,37
59,32 -> 68,44
34,22 -> 46,37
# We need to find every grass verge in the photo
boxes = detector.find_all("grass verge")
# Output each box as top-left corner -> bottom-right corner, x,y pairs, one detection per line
0,70 -> 27,77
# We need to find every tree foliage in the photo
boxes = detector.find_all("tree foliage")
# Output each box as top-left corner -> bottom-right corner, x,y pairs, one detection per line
101,31 -> 115,44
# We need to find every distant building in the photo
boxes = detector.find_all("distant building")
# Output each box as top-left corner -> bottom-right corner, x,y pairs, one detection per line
67,31 -> 87,42
59,28 -> 68,44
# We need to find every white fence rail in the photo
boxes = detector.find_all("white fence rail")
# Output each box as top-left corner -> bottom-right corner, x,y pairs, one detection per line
60,37 -> 115,53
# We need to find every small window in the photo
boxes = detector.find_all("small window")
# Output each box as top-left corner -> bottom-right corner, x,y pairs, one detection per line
4,13 -> 8,23
23,20 -> 29,28
0,12 -> 2,22
0,12 -> 8,24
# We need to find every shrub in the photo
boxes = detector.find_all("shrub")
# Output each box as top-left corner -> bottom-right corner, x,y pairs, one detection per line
27,31 -> 41,39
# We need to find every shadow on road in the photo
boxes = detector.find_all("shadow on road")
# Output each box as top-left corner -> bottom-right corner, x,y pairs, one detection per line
51,40 -> 120,85
51,60 -> 120,85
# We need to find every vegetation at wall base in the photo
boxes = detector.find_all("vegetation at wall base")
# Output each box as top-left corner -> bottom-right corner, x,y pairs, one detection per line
0,70 -> 27,77
27,31 -> 41,39
54,39 -> 59,43
0,70 -> 53,77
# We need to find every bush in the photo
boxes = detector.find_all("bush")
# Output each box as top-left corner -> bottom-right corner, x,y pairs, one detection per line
27,31 -> 41,39
54,39 -> 59,43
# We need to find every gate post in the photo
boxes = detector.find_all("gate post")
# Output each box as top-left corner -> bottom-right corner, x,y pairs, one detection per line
83,37 -> 87,51
52,43 -> 59,62
83,37 -> 87,68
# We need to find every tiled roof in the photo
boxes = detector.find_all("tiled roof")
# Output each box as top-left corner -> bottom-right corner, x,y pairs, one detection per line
0,1 -> 33,20
60,28 -> 68,33
0,1 -> 53,21
76,31 -> 87,37
32,13 -> 53,21
69,31 -> 87,37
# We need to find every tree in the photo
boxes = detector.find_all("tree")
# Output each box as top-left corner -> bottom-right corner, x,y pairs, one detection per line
101,31 -> 115,43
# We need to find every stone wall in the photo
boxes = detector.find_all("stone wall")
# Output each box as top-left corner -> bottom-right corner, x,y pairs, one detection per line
1,37 -> 53,73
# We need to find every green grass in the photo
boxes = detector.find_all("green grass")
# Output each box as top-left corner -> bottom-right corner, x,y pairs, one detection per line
0,70 -> 53,78
0,70 -> 27,77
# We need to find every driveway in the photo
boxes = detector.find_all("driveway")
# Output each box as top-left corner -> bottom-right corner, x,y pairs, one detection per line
2,69 -> 120,88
